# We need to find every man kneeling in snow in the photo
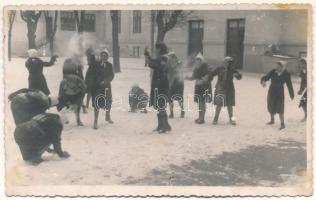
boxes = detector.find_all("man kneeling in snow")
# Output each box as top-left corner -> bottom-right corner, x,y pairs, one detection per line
129,85 -> 148,113
14,113 -> 70,165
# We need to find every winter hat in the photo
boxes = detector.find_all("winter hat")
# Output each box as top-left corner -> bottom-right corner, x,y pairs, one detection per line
299,57 -> 307,65
277,60 -> 287,72
195,52 -> 204,61
224,56 -> 233,63
100,48 -> 110,56
27,49 -> 38,58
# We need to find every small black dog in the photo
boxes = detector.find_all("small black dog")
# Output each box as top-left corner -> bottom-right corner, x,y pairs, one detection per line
129,85 -> 148,113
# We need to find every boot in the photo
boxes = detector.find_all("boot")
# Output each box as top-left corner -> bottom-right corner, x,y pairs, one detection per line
159,114 -> 171,133
213,106 -> 221,125
153,114 -> 162,132
105,111 -> 114,124
266,114 -> 274,125
195,110 -> 205,124
279,114 -> 285,130
279,123 -> 285,130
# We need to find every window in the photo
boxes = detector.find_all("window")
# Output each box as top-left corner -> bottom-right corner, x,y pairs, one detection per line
83,13 -> 96,32
60,11 -> 76,31
133,46 -> 140,57
60,11 -> 95,32
133,11 -> 142,33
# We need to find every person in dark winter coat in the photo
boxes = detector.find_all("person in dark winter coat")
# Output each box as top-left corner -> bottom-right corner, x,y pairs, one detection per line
57,55 -> 86,126
261,61 -> 294,130
167,52 -> 185,118
186,53 -> 212,124
210,57 -> 242,125
14,113 -> 70,165
298,58 -> 307,122
129,84 -> 148,113
84,47 -> 95,110
88,49 -> 115,130
25,49 -> 58,95
144,43 -> 171,133
9,88 -> 52,125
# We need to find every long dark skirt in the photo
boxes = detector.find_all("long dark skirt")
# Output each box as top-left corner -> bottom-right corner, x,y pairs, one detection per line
28,74 -> 50,95
267,89 -> 285,114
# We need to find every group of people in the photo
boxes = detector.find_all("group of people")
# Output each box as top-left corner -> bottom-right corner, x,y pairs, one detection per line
8,42 -> 307,164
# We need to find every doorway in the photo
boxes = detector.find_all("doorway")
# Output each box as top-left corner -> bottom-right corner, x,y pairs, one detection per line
226,19 -> 245,69
188,20 -> 204,56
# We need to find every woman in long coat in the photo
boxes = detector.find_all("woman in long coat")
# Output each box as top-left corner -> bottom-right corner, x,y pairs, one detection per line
88,49 -> 114,130
25,49 -> 57,95
167,52 -> 185,118
211,57 -> 242,125
261,61 -> 294,130
297,58 -> 307,122
186,53 -> 212,124
145,43 -> 171,133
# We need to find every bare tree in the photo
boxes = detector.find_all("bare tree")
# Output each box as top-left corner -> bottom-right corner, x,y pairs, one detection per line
150,11 -> 155,55
155,10 -> 192,44
110,10 -> 121,73
20,11 -> 42,49
8,10 -> 16,61
44,11 -> 58,55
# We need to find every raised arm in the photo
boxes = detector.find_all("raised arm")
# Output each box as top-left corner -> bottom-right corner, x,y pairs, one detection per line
42,55 -> 58,67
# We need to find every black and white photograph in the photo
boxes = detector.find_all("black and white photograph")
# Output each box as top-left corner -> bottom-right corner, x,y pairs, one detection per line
3,4 -> 312,196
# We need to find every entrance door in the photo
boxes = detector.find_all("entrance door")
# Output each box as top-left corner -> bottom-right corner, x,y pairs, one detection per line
188,20 -> 204,56
226,19 -> 245,69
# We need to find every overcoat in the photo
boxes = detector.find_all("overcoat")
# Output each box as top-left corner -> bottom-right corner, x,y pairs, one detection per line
211,65 -> 242,107
88,56 -> 114,110
147,55 -> 169,110
190,62 -> 212,103
167,58 -> 184,101
25,56 -> 56,95
261,69 -> 294,114
14,113 -> 64,161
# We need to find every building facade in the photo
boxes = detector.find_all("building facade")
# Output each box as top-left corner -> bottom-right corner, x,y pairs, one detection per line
9,9 -> 308,73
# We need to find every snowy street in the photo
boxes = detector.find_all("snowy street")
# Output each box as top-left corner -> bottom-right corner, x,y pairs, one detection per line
5,57 -> 307,187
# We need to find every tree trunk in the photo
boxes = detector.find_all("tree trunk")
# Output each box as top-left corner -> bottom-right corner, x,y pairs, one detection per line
27,25 -> 36,49
49,38 -> 54,55
8,11 -> 16,61
156,30 -> 166,44
150,11 -> 155,55
111,11 -> 121,73
8,29 -> 12,61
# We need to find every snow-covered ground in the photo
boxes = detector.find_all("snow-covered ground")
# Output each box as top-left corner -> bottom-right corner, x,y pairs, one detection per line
5,57 -> 307,187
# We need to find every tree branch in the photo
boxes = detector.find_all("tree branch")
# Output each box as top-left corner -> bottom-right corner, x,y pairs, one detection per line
20,11 -> 28,22
164,10 -> 182,32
